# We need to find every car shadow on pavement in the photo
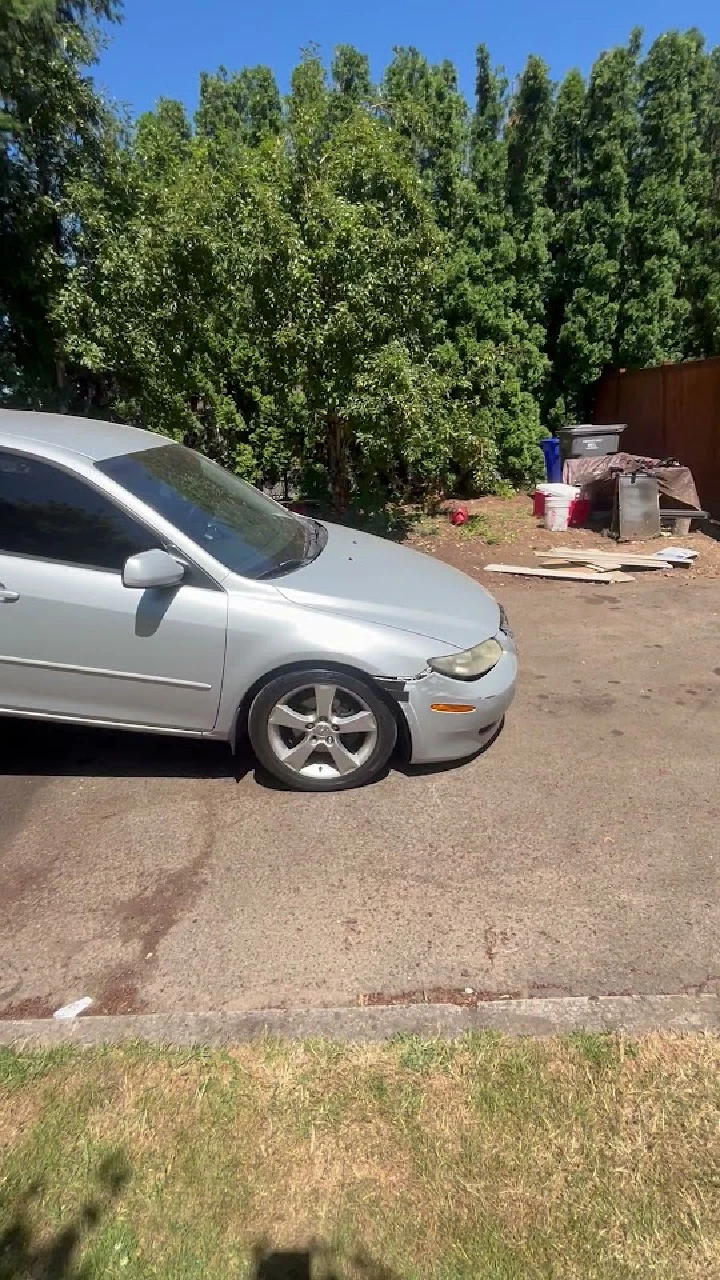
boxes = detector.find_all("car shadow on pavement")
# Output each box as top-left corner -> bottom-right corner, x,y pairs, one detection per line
0,717 -> 504,787
0,718 -> 240,781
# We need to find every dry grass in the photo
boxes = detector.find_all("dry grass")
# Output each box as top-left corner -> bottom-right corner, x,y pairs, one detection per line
1,1034 -> 719,1278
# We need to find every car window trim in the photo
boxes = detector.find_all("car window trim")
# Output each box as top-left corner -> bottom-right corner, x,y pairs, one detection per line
0,446 -> 224,591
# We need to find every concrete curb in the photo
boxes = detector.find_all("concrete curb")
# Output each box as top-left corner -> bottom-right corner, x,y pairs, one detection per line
0,994 -> 718,1046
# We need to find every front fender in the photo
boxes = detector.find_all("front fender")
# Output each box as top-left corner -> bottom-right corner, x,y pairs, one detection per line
213,589 -> 439,739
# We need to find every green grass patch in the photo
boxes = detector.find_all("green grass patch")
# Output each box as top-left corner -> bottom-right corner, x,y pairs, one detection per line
0,1045 -> 74,1091
453,513 -> 502,542
0,1033 -> 718,1278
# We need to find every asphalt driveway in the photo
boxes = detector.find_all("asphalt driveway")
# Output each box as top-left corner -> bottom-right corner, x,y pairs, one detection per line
1,576 -> 719,1018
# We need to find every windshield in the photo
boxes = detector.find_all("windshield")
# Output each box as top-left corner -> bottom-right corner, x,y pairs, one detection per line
97,443 -> 314,579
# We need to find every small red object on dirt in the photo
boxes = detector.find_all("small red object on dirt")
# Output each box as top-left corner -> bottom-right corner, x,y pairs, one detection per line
449,505 -> 469,526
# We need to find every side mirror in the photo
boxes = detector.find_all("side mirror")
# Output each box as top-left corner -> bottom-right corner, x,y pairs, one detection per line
122,549 -> 185,590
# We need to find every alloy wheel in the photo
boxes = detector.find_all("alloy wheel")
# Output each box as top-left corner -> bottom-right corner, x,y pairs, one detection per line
266,681 -> 379,782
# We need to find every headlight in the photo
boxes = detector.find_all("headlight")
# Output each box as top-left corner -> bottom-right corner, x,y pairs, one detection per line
428,637 -> 503,681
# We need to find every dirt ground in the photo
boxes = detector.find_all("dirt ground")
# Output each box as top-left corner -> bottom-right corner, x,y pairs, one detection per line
406,494 -> 720,584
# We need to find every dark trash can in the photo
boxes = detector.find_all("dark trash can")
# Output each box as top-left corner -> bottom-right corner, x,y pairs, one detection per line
558,424 -> 626,460
540,437 -> 562,483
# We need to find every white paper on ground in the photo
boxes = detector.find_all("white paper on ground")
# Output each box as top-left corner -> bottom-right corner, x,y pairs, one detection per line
654,547 -> 698,561
53,996 -> 93,1020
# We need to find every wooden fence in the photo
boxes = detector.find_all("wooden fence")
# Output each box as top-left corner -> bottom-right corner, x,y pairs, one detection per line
593,356 -> 720,515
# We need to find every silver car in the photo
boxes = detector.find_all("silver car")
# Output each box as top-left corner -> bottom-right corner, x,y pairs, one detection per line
0,410 -> 517,791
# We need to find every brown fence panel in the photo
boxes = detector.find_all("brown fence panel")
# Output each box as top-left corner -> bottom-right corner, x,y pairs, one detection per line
593,367 -> 666,456
663,361 -> 720,512
593,358 -> 720,515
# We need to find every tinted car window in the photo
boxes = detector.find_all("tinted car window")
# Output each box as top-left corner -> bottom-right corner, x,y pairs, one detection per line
0,451 -> 155,571
97,443 -> 312,579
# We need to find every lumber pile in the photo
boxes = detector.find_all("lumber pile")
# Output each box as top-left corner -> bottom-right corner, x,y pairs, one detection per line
535,547 -> 681,571
485,545 -> 697,583
485,563 -> 635,583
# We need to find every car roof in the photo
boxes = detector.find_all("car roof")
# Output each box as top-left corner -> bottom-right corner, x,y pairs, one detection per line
0,408 -> 167,462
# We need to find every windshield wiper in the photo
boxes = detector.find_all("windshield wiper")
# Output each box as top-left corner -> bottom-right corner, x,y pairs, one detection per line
255,557 -> 308,580
256,519 -> 327,580
304,517 -> 327,557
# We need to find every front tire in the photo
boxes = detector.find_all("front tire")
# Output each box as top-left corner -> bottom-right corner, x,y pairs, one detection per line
248,668 -> 397,792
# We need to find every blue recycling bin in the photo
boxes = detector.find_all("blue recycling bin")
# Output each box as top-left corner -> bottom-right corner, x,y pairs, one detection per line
540,437 -> 562,483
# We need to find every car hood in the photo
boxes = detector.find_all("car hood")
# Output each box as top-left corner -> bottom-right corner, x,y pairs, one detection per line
273,521 -> 500,648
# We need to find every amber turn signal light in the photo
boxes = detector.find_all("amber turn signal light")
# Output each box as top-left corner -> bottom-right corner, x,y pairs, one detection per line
430,703 -> 475,714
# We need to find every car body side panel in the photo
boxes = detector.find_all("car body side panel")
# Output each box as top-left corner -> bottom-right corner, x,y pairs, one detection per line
214,585 -> 517,770
213,585 -> 440,739
0,554 -> 228,731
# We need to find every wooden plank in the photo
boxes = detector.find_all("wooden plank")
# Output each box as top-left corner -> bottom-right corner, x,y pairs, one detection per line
538,556 -> 626,571
546,546 -> 675,567
485,563 -> 635,583
536,547 -> 671,570
539,546 -> 668,566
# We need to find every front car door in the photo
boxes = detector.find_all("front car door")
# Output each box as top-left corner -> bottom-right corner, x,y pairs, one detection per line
0,449 -> 227,732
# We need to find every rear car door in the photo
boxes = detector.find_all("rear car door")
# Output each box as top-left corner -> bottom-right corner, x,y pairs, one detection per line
0,449 -> 228,731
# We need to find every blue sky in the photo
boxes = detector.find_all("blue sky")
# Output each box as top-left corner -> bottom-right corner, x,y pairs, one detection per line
98,0 -> 720,120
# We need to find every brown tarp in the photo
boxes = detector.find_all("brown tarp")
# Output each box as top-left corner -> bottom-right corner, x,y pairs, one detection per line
563,451 -> 701,510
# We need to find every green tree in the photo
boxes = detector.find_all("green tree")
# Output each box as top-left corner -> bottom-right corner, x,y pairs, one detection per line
700,46 -> 720,353
0,0 -> 119,399
381,47 -> 468,229
547,35 -> 640,422
505,53 -> 553,398
544,67 -> 585,423
546,69 -> 585,218
381,44 -> 544,489
330,44 -> 371,106
285,57 -> 445,507
437,45 -> 544,488
681,39 -> 720,356
20,22 -> 720,508
617,31 -> 708,366
195,65 -> 281,144
134,97 -> 191,175
59,58 -> 448,509
57,110 -> 301,475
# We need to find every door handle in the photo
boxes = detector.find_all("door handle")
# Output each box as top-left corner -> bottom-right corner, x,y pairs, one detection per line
0,584 -> 19,603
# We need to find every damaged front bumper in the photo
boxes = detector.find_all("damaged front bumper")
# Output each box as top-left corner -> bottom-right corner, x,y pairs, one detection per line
398,634 -> 517,765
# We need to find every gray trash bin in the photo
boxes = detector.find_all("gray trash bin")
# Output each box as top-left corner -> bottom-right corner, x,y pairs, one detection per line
558,424 -> 626,460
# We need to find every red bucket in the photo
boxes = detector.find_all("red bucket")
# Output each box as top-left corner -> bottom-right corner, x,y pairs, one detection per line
534,484 -> 589,523
568,496 -> 590,527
